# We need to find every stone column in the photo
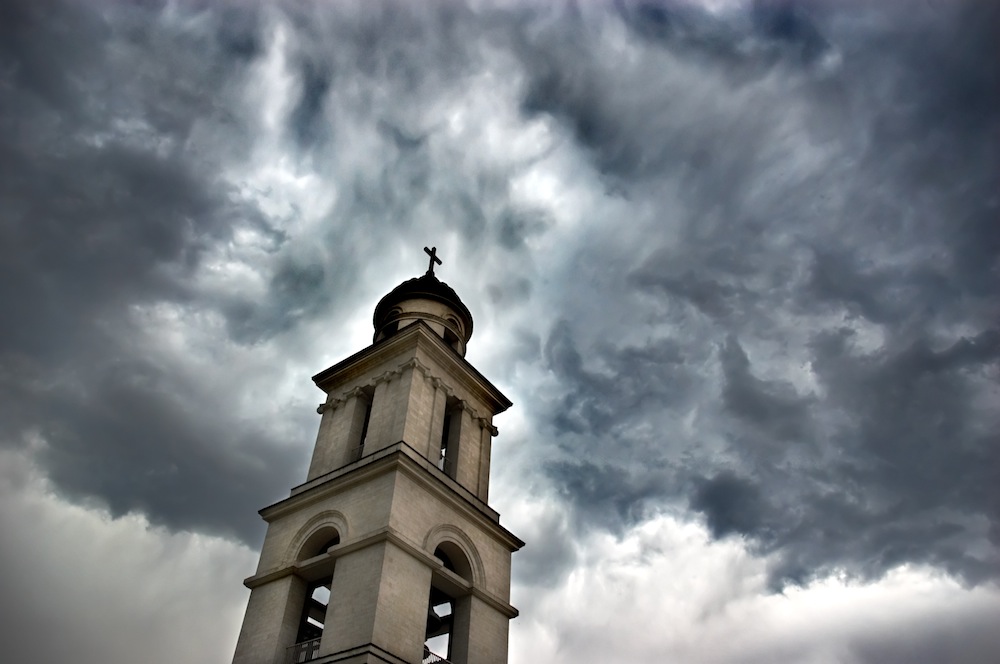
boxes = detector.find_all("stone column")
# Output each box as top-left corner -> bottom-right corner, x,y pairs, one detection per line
307,388 -> 375,480
321,540 -> 434,663
449,593 -> 474,664
307,397 -> 341,481
232,575 -> 308,664
364,375 -> 395,453
465,594 -> 510,664
455,403 -> 482,493
477,422 -> 493,502
320,545 -> 384,657
399,361 -> 435,451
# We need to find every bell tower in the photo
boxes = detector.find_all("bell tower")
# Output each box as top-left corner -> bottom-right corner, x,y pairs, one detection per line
232,248 -> 523,664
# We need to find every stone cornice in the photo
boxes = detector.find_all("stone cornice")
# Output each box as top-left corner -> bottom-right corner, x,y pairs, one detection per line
317,353 -> 500,435
295,643 -> 410,664
264,443 -> 524,553
244,523 -> 518,619
312,321 -> 511,415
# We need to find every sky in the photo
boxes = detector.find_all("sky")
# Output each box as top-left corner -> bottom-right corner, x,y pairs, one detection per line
1,0 -> 998,662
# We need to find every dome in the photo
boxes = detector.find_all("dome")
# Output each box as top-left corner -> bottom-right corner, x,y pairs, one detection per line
373,272 -> 474,355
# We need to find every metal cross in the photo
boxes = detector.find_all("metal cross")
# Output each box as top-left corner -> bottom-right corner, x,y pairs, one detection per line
424,246 -> 442,275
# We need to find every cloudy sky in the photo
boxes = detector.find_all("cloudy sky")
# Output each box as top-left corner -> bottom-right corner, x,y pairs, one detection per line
1,0 -> 998,662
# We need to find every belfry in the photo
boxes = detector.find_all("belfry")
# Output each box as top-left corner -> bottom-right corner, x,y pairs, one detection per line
232,248 -> 523,664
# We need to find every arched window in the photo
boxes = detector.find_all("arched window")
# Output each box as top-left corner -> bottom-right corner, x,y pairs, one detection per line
297,528 -> 341,562
443,327 -> 461,353
443,316 -> 463,353
381,308 -> 403,340
433,542 -> 473,582
291,528 -> 341,662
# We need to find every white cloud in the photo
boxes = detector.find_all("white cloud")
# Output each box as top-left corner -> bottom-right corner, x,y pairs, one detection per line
508,509 -> 1000,664
0,447 -> 257,664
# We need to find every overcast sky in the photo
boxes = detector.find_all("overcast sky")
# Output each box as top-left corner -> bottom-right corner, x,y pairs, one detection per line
1,1 -> 998,662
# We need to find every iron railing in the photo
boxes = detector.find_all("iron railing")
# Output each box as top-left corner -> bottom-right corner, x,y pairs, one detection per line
287,638 -> 321,663
422,649 -> 453,664
288,639 -> 451,664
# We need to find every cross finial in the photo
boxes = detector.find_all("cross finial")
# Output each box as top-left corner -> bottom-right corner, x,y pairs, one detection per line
424,246 -> 442,275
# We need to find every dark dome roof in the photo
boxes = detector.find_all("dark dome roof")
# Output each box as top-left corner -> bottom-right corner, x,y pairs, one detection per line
373,272 -> 474,340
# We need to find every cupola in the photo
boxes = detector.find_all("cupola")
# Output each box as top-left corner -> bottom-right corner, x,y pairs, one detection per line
372,246 -> 473,356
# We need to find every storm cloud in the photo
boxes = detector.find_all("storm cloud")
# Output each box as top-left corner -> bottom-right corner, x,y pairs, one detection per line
0,1 -> 997,662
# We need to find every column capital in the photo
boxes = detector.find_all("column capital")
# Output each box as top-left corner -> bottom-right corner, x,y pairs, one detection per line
317,396 -> 345,414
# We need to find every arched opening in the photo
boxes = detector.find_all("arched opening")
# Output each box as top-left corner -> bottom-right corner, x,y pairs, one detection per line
297,528 -> 341,562
433,542 -> 473,582
443,315 -> 463,354
425,543 -> 474,662
443,326 -> 462,354
375,307 -> 403,343
291,528 -> 341,663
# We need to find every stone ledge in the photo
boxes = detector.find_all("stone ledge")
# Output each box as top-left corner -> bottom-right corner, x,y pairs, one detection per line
244,525 -> 519,619
271,442 -> 508,532
304,642 -> 411,664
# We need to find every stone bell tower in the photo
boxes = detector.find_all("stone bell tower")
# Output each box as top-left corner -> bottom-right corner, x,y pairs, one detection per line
232,248 -> 523,664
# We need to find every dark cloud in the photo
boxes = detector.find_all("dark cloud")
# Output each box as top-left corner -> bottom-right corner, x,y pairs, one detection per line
519,0 -> 1000,589
541,319 -> 693,440
0,0 -> 996,615
0,0 -> 325,544
289,58 -> 334,148
0,1 -> 998,663
547,460 -> 672,531
750,0 -> 829,60
691,471 -> 768,540
719,336 -> 812,442
29,356 -> 296,543
0,0 -> 551,545
506,503 -> 578,589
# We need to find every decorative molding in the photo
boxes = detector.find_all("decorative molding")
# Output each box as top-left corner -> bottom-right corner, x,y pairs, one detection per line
346,386 -> 369,399
270,443 -> 524,549
422,523 -> 486,588
373,369 -> 395,385
312,321 -> 511,412
480,419 -> 499,437
317,396 -> 342,414
399,356 -> 433,378
327,357 -> 497,427
471,586 -> 520,619
317,385 -> 372,414
285,509 -> 351,563
242,565 -> 295,589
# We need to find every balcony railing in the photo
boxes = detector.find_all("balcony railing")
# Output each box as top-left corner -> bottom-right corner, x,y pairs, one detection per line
288,638 -> 321,663
422,649 -> 453,664
289,639 -> 450,664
